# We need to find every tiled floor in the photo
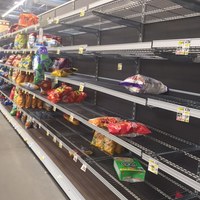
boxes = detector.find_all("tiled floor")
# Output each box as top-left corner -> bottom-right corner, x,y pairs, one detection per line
0,113 -> 68,200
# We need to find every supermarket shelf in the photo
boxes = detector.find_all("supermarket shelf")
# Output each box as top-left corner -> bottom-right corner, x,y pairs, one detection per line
0,76 -> 142,157
44,73 -> 147,106
0,24 -> 39,41
0,88 -> 195,200
1,77 -> 200,191
0,63 -> 34,74
41,0 -> 200,35
0,103 -> 85,200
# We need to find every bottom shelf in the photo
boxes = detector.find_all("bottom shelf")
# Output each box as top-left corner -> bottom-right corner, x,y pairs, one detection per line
0,104 -> 120,200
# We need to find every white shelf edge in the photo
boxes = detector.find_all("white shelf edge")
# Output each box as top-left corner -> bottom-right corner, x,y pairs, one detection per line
45,74 -> 146,106
86,42 -> 152,52
142,153 -> 200,192
147,98 -> 200,119
153,38 -> 200,48
0,103 -> 85,200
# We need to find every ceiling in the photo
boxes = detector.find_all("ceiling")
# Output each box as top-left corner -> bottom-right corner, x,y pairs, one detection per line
0,0 -> 69,23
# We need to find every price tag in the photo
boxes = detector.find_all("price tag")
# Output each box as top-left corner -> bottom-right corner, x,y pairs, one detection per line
40,155 -> 45,160
176,40 -> 191,55
54,77 -> 58,84
38,123 -> 41,128
176,106 -> 190,123
53,106 -> 57,112
73,154 -> 78,162
53,136 -> 57,143
59,141 -> 63,149
148,159 -> 159,175
79,47 -> 84,54
28,71 -> 31,75
44,75 -> 47,80
55,18 -> 60,24
69,113 -> 74,122
118,63 -> 123,71
46,130 -> 50,136
81,163 -> 87,172
57,48 -> 61,55
80,10 -> 85,17
79,82 -> 84,92
32,95 -> 36,99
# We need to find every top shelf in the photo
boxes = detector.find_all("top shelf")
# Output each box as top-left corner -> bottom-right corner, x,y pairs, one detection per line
1,0 -> 200,40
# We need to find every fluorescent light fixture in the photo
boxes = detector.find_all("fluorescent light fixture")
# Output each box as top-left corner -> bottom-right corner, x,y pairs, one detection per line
2,0 -> 27,18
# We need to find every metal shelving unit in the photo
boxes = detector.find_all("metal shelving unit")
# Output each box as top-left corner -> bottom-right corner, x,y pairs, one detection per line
1,75 -> 200,193
0,87 -> 197,200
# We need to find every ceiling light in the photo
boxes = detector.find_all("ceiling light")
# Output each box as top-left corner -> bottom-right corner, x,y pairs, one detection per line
2,0 -> 27,18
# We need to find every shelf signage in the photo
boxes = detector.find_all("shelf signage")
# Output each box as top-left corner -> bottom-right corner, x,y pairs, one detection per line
175,40 -> 191,55
176,106 -> 190,123
148,159 -> 159,175
81,163 -> 87,172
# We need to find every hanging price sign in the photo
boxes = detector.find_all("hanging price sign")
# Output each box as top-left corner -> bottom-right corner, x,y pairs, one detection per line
79,82 -> 85,92
69,113 -> 74,122
46,130 -> 50,136
175,40 -> 191,55
81,163 -> 87,172
73,153 -> 78,162
117,63 -> 123,71
59,141 -> 63,149
57,48 -> 61,55
148,159 -> 159,175
53,135 -> 57,143
176,106 -> 190,123
79,47 -> 84,54
80,10 -> 85,17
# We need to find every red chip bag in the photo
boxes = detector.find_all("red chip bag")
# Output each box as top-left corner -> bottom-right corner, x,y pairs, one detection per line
135,123 -> 151,135
9,86 -> 16,100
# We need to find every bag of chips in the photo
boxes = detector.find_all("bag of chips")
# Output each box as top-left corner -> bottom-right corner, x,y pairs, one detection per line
9,86 -> 16,100
37,99 -> 43,109
15,72 -> 26,85
14,34 -> 27,49
16,90 -> 25,108
120,74 -> 168,94
25,93 -> 32,109
12,54 -> 22,67
18,13 -> 38,27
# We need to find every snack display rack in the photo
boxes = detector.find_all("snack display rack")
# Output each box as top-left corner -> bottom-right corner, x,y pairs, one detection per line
0,0 -> 200,200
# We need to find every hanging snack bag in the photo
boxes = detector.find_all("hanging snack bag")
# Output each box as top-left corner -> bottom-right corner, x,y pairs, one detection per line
31,97 -> 37,109
15,71 -> 26,85
120,74 -> 168,94
18,13 -> 38,27
22,54 -> 32,69
9,86 -> 16,100
25,93 -> 32,109
12,54 -> 22,67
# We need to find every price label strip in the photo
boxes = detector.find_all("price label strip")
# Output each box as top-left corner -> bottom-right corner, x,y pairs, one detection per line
176,106 -> 190,123
79,82 -> 85,92
81,163 -> 87,172
148,159 -> 159,175
175,40 -> 191,55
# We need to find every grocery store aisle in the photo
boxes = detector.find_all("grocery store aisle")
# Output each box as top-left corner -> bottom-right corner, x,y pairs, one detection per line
0,112 -> 68,200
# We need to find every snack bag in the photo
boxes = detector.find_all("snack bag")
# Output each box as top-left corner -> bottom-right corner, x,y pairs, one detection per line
14,34 -> 27,49
12,54 -> 22,67
25,93 -> 32,109
91,131 -> 104,150
32,46 -> 52,84
11,70 -> 19,83
5,55 -> 16,65
16,90 -> 25,108
18,13 -> 38,27
22,54 -> 32,69
31,97 -> 37,109
15,71 -> 26,85
120,74 -> 168,94
103,137 -> 116,155
9,86 -> 16,100
37,99 -> 43,109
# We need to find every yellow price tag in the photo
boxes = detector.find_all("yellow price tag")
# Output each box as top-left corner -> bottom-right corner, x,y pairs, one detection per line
81,164 -> 87,172
118,63 -> 123,71
73,154 -> 78,162
54,77 -> 58,84
57,48 -> 61,55
80,10 -> 85,17
53,106 -> 57,112
53,136 -> 57,143
55,18 -> 60,24
59,141 -> 63,149
46,130 -> 50,136
44,75 -> 47,80
148,159 -> 159,175
69,114 -> 74,122
79,47 -> 84,54
79,83 -> 84,92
